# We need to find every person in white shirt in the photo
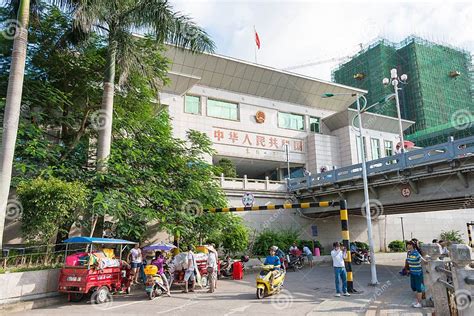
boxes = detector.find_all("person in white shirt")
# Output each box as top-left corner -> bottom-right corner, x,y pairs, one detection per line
206,244 -> 218,293
289,242 -> 299,253
183,245 -> 196,293
128,243 -> 142,284
302,245 -> 313,268
331,242 -> 350,297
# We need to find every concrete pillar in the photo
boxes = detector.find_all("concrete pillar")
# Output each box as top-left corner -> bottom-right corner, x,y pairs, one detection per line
265,176 -> 269,190
243,175 -> 247,189
220,173 -> 225,186
420,243 -> 450,315
449,244 -> 474,316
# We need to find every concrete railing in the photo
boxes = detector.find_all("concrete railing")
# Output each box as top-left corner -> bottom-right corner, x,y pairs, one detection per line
421,243 -> 474,316
217,174 -> 286,192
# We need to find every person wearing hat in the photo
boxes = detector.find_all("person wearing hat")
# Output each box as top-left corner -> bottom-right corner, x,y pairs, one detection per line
206,244 -> 218,293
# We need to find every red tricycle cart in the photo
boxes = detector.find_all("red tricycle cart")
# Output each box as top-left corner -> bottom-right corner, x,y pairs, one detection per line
58,237 -> 136,304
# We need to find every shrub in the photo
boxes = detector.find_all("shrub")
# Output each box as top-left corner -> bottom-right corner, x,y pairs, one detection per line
252,229 -> 311,256
355,241 -> 369,250
440,230 -> 463,244
388,240 -> 406,252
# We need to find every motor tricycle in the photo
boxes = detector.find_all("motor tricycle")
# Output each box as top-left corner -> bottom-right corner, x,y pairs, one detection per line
144,265 -> 168,300
256,264 -> 286,299
58,237 -> 136,304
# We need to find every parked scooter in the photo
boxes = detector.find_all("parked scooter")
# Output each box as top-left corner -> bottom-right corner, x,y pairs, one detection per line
256,264 -> 286,299
351,249 -> 371,265
144,265 -> 168,300
286,253 -> 304,271
220,255 -> 249,278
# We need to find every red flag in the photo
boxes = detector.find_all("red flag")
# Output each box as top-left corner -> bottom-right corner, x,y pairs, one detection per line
255,30 -> 261,49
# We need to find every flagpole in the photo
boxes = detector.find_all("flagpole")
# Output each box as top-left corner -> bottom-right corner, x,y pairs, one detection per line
254,25 -> 258,64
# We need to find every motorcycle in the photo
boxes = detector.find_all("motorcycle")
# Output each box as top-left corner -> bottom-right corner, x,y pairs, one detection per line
286,254 -> 304,271
144,265 -> 168,300
256,264 -> 286,299
219,255 -> 249,278
352,249 -> 371,265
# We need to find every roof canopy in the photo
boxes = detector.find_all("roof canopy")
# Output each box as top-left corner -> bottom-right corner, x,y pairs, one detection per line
63,237 -> 137,245
162,45 -> 367,113
323,108 -> 414,133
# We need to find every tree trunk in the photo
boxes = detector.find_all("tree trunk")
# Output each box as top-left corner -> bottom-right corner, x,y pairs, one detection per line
0,0 -> 30,249
96,38 -> 117,172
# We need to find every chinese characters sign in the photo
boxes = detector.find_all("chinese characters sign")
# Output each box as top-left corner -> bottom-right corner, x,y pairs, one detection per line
212,127 -> 304,152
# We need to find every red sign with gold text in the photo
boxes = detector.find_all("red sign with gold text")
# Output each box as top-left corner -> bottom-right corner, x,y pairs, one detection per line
212,127 -> 304,153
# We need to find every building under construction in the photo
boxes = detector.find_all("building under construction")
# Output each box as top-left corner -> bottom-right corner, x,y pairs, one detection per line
333,36 -> 474,147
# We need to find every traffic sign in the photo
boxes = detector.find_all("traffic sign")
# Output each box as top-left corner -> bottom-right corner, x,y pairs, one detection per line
242,192 -> 255,207
401,186 -> 411,198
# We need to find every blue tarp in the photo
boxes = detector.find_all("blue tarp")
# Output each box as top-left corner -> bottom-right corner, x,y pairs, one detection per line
63,237 -> 137,245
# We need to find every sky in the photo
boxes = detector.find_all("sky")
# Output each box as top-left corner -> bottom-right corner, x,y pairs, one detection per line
171,0 -> 474,81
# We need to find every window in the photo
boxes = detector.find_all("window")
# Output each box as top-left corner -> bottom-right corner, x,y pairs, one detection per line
384,140 -> 393,157
185,95 -> 201,114
309,116 -> 321,133
356,136 -> 367,163
207,98 -> 239,120
278,112 -> 304,131
370,138 -> 381,160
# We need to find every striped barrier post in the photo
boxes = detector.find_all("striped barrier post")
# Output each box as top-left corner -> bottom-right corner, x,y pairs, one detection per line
339,199 -> 356,293
467,222 -> 473,247
203,201 -> 338,213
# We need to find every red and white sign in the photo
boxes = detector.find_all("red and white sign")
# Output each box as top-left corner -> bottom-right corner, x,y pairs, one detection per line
401,186 -> 411,198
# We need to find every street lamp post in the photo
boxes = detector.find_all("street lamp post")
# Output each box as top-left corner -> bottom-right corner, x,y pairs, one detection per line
383,69 -> 407,153
322,92 -> 379,285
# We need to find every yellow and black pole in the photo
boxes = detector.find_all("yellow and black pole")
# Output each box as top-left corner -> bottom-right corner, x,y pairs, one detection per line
339,199 -> 355,293
203,201 -> 336,213
467,222 -> 473,247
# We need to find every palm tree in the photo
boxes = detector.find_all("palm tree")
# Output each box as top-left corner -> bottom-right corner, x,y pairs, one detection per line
63,0 -> 215,171
0,0 -> 31,248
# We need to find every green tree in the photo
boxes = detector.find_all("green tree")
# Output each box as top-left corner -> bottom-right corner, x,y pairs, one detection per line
214,158 -> 237,178
56,0 -> 215,171
17,177 -> 89,244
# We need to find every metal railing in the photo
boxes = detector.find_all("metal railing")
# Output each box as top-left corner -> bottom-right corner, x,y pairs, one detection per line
288,135 -> 474,191
1,244 -> 86,271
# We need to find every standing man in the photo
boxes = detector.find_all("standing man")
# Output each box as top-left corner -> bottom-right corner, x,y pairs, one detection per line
331,242 -> 350,297
128,243 -> 143,284
302,245 -> 313,268
183,245 -> 196,293
289,242 -> 299,253
206,244 -> 218,293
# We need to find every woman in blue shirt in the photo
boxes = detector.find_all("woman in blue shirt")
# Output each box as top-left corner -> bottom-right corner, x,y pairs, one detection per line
406,240 -> 425,308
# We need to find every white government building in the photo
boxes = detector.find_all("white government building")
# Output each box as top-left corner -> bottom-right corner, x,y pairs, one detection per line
157,46 -> 471,251
160,45 -> 413,180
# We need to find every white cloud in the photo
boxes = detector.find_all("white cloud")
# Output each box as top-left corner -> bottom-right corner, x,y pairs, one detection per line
171,0 -> 473,81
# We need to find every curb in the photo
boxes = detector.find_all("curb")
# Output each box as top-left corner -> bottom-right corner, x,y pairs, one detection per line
0,293 -> 65,314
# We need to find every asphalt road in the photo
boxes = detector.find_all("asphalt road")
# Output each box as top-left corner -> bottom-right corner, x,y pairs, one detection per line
11,257 -> 431,316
